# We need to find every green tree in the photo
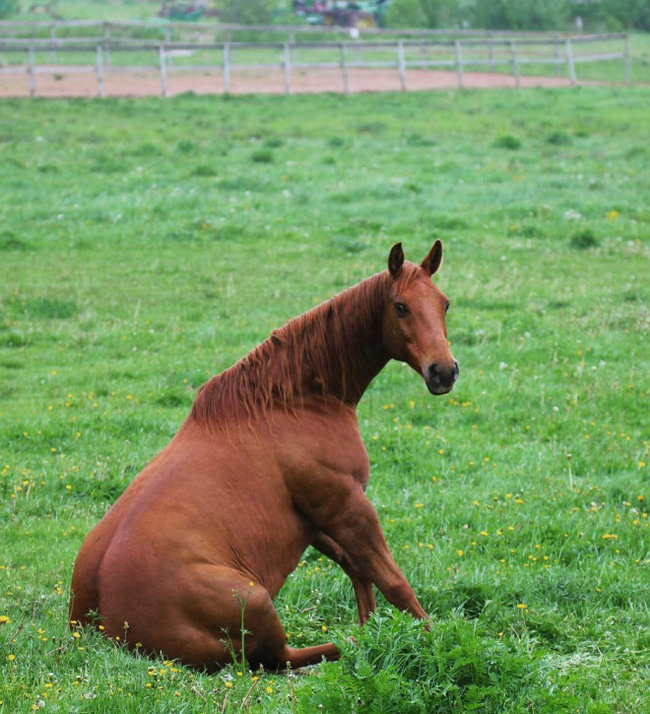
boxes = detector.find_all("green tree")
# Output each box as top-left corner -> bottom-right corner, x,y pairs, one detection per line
218,0 -> 275,25
602,0 -> 650,30
386,0 -> 462,29
0,0 -> 19,20
471,0 -> 570,31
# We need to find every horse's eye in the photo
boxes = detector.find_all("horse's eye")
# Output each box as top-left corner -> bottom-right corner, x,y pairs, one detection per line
394,302 -> 408,317
445,301 -> 450,313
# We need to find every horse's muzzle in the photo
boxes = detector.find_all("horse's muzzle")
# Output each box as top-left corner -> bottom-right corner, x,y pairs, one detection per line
425,360 -> 459,395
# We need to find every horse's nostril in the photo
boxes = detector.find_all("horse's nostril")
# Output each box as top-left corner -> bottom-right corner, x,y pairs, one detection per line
453,361 -> 460,381
428,363 -> 441,385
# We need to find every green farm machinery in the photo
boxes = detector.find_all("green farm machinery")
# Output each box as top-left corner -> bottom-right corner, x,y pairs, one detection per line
295,1 -> 390,29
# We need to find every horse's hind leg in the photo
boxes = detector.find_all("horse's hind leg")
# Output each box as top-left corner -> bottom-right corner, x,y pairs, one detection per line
240,581 -> 340,670
178,566 -> 339,671
278,642 -> 340,670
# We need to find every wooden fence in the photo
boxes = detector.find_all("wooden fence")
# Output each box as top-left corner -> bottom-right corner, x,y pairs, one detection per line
0,32 -> 631,98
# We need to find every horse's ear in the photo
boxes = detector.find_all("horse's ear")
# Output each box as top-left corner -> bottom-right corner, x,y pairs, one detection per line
421,240 -> 443,277
388,242 -> 404,278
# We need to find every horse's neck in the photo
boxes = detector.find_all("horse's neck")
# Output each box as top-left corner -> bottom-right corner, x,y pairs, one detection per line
189,275 -> 391,431
311,278 -> 390,406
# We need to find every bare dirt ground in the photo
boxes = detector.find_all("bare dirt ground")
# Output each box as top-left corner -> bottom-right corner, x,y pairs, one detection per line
0,65 -> 579,98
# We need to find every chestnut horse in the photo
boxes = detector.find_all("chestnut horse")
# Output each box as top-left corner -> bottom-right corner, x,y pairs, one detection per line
69,241 -> 458,671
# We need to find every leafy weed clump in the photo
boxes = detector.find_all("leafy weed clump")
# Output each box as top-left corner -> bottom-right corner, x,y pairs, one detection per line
263,136 -> 284,149
493,135 -> 521,150
547,131 -> 571,145
298,611 -> 543,713
191,164 -> 217,177
251,148 -> 274,163
570,229 -> 599,249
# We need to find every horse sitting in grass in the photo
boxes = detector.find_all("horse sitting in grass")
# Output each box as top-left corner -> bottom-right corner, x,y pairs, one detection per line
70,241 -> 459,671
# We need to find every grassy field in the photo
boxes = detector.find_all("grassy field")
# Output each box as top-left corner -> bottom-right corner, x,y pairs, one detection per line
7,0 -> 162,21
0,87 -> 648,712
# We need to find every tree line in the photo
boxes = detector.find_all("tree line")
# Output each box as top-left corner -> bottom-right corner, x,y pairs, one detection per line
385,0 -> 649,32
1,0 -> 647,31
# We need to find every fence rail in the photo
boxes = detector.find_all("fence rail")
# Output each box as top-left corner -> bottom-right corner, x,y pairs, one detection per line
0,32 -> 631,98
0,31 -> 630,48
0,19 -> 613,39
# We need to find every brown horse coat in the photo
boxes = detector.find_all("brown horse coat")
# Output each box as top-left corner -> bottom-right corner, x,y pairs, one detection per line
69,242 -> 458,670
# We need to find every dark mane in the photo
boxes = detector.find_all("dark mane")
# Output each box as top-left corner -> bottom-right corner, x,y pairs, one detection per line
190,264 -> 421,430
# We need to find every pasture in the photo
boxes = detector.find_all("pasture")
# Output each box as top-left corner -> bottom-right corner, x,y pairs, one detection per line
0,86 -> 648,711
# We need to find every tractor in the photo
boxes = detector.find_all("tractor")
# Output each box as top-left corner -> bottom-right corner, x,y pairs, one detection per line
294,1 -> 390,29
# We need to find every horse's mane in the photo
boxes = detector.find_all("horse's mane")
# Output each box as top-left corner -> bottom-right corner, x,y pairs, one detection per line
190,265 -> 420,430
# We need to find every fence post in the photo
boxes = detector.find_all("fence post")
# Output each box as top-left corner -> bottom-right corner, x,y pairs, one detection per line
340,43 -> 350,94
455,40 -> 463,89
565,38 -> 576,85
488,35 -> 494,73
50,23 -> 57,64
96,45 -> 104,98
159,44 -> 168,97
624,33 -> 631,85
510,39 -> 520,88
283,42 -> 292,94
165,27 -> 173,68
104,22 -> 111,66
27,47 -> 35,98
397,40 -> 407,91
223,42 -> 231,93
553,33 -> 560,76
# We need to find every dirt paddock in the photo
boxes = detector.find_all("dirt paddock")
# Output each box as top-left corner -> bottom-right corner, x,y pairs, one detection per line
0,65 -> 579,98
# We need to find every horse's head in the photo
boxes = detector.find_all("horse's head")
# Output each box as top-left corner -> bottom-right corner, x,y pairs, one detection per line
382,241 -> 459,396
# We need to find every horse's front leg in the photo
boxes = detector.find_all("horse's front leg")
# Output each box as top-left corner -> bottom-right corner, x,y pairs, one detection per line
298,478 -> 428,622
312,532 -> 376,625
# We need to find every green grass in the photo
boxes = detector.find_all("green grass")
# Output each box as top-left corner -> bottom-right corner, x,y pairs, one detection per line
0,87 -> 648,712
9,0 -> 162,22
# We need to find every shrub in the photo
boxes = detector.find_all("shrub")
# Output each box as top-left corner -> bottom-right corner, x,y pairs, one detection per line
297,611 -> 544,713
493,135 -> 522,150
601,0 -> 650,30
218,0 -> 274,25
547,131 -> 571,146
571,0 -> 649,31
0,0 -> 18,20
570,229 -> 599,249
251,149 -> 274,163
386,0 -> 462,29
192,164 -> 217,177
472,0 -> 569,30
386,0 -> 649,30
